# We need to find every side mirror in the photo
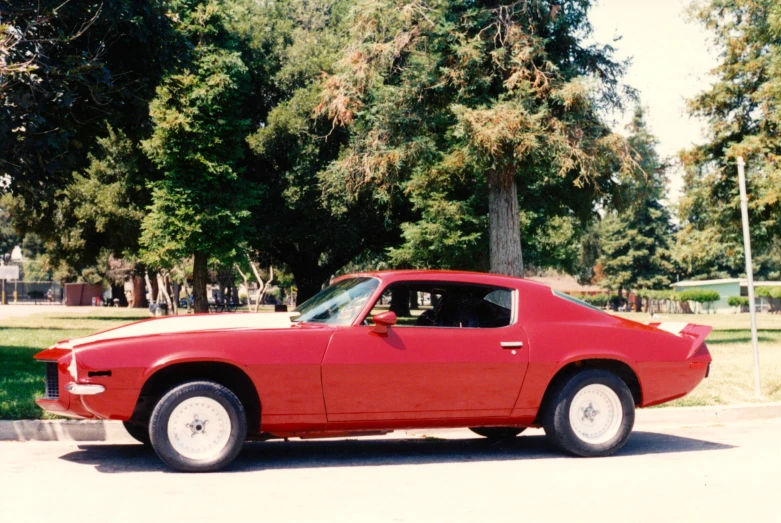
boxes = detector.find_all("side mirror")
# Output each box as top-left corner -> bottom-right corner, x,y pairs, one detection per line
371,311 -> 397,335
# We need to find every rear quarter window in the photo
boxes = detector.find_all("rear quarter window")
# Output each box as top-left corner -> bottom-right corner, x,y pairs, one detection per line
552,290 -> 605,313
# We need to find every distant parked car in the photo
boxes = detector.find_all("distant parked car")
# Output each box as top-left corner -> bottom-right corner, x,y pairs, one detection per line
34,270 -> 712,472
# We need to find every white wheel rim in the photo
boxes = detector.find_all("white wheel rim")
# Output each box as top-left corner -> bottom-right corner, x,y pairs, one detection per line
167,396 -> 232,460
568,384 -> 623,445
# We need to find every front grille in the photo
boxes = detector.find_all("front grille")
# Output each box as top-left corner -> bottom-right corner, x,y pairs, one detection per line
44,362 -> 59,399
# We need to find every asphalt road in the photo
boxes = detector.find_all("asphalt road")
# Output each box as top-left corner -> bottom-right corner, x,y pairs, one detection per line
1,420 -> 779,523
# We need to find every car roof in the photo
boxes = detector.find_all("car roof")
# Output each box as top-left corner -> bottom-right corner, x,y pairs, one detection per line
333,270 -> 548,290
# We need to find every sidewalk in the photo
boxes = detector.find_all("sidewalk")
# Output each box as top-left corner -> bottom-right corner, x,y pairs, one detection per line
3,402 -> 780,442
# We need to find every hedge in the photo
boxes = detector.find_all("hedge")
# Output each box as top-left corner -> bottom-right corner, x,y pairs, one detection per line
755,286 -> 781,299
727,296 -> 749,307
678,289 -> 720,303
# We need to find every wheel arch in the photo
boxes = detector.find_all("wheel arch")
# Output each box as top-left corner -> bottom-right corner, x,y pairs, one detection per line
130,361 -> 261,434
536,358 -> 642,424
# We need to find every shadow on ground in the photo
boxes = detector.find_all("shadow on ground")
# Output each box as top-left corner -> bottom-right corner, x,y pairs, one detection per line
58,431 -> 734,474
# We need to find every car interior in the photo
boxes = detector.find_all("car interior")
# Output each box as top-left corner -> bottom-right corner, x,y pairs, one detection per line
364,282 -> 513,328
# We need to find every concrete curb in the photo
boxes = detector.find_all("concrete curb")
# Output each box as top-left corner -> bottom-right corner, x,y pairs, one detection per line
2,402 -> 780,442
0,420 -> 134,443
634,401 -> 781,427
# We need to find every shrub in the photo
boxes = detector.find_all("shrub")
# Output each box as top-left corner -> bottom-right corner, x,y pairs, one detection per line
582,294 -> 608,307
756,286 -> 781,299
727,296 -> 749,307
678,289 -> 720,313
678,289 -> 720,303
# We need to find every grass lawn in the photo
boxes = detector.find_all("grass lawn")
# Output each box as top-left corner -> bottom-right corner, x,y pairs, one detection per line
1,308 -> 779,420
0,308 -> 150,420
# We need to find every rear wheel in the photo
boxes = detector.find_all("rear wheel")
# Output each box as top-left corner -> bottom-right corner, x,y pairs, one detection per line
543,369 -> 635,457
149,381 -> 247,472
469,427 -> 525,440
122,421 -> 150,445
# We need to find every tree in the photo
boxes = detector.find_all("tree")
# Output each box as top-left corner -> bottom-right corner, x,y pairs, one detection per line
318,0 -> 635,278
239,0 -> 407,301
677,0 -> 781,279
597,107 -> 675,308
141,0 -> 255,313
1,1 -> 180,230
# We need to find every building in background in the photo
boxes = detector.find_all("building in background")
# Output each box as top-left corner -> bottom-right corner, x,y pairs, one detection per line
672,279 -> 781,314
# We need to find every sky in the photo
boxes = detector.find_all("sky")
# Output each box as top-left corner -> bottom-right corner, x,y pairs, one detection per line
588,0 -> 720,203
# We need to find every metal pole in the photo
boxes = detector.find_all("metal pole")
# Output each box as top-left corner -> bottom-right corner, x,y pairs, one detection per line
737,156 -> 761,396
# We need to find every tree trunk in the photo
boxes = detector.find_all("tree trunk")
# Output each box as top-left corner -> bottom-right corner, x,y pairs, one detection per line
488,168 -> 523,277
390,287 -> 411,317
172,281 -> 180,315
131,274 -> 147,308
193,251 -> 209,313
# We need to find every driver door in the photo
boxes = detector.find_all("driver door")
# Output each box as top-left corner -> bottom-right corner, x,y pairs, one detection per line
320,282 -> 530,422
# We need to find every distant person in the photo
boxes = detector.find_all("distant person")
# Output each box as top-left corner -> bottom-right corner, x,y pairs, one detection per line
46,289 -> 53,304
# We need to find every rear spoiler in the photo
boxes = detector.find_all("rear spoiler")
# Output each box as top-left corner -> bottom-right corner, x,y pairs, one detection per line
648,322 -> 712,355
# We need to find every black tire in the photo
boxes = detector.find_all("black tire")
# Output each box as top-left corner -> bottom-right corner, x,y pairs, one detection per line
122,421 -> 151,445
149,381 -> 247,472
542,369 -> 635,457
469,427 -> 525,439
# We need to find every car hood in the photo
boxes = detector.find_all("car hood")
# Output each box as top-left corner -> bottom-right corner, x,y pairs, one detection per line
57,312 -> 298,349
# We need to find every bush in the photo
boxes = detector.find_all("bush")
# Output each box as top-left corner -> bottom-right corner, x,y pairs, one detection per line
582,294 -> 608,307
755,286 -> 781,299
727,296 -> 749,307
609,295 -> 627,308
679,289 -> 720,313
678,289 -> 720,303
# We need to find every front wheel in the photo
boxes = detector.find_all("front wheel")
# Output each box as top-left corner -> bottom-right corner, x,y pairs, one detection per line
543,369 -> 635,457
149,381 -> 247,472
469,427 -> 525,439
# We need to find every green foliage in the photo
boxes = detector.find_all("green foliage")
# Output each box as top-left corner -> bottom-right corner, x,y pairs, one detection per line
678,289 -> 720,304
635,289 -> 678,301
43,126 -> 148,273
677,0 -> 781,279
597,107 -> 674,293
318,0 -> 635,275
141,0 -> 255,269
569,293 -> 609,307
0,1 -> 181,230
241,0 -> 403,300
756,287 -> 781,299
728,296 -> 749,307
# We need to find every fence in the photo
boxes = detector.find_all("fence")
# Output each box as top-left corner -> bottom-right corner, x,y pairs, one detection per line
3,281 -> 63,303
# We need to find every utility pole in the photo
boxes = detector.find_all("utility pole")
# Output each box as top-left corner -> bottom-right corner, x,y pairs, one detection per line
736,156 -> 761,396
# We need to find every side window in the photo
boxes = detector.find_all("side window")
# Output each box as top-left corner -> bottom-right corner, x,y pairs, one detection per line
365,282 -> 513,328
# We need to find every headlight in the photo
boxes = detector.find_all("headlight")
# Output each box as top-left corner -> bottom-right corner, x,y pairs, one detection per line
67,352 -> 78,380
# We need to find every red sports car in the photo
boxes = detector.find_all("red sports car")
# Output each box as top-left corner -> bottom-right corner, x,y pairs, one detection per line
35,270 -> 712,472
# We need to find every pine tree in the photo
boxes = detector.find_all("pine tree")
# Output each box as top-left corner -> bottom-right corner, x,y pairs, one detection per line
317,0 -> 635,278
598,107 -> 674,308
677,0 -> 781,279
141,0 -> 254,312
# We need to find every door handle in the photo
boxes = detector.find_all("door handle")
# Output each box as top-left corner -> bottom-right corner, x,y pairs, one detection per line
500,341 -> 523,349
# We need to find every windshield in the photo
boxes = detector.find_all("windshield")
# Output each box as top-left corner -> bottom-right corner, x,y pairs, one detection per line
293,277 -> 380,325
